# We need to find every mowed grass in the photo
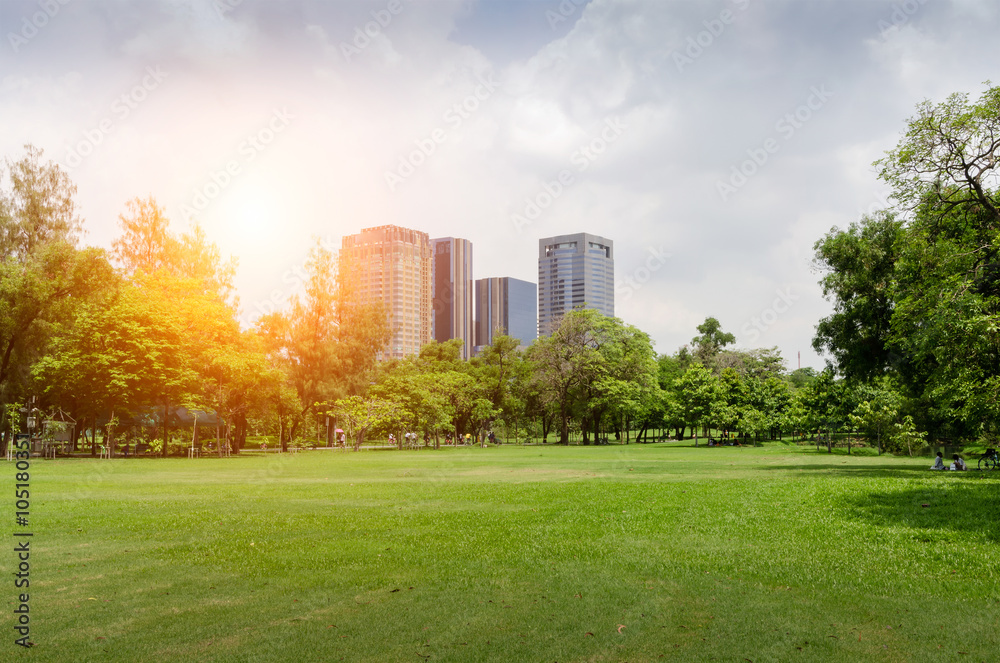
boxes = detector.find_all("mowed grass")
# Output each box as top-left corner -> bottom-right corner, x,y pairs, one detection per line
4,444 -> 999,662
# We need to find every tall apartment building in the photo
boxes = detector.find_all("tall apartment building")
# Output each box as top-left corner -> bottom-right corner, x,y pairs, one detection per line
340,225 -> 432,359
474,277 -> 537,352
431,237 -> 474,359
537,232 -> 614,336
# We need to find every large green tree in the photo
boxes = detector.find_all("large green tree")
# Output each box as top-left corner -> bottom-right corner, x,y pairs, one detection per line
815,83 -> 1000,443
259,240 -> 390,447
0,145 -> 104,448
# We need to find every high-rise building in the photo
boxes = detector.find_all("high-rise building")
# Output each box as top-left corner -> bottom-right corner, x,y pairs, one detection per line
537,232 -> 614,336
431,237 -> 474,359
340,225 -> 432,359
474,277 -> 537,352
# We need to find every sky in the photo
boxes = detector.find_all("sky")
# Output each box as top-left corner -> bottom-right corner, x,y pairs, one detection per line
2,0 -> 999,370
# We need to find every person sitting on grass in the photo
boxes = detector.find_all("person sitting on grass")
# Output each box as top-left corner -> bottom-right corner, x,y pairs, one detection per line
952,454 -> 967,471
931,452 -> 945,470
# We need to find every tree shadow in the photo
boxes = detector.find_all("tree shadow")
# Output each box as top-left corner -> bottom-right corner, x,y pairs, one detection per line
843,477 -> 1000,543
757,463 -> 937,479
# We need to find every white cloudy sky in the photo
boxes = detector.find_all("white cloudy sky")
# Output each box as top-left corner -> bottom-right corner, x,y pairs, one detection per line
2,0 -> 998,369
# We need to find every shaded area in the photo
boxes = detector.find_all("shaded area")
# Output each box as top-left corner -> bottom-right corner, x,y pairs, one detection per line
844,480 -> 1000,543
757,462 -> 940,479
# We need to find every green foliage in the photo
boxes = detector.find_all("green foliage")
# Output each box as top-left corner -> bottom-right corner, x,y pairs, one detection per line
691,316 -> 735,369
813,211 -> 903,381
675,363 -> 721,442
527,309 -> 658,444
875,82 -> 1000,223
816,83 -> 1000,442
848,380 -> 902,454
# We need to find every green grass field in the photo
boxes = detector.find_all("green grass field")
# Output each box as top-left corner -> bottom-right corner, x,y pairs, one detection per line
4,443 -> 998,662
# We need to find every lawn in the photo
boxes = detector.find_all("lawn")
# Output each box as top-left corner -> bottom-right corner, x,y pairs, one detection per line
4,443 -> 998,662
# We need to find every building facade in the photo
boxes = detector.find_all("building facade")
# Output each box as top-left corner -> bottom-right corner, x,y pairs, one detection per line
431,237 -> 474,359
474,277 -> 537,353
537,232 -> 614,336
340,225 -> 432,359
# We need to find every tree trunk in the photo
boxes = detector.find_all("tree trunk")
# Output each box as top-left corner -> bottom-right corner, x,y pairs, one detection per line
162,397 -> 170,458
558,407 -> 570,445
107,409 -> 116,458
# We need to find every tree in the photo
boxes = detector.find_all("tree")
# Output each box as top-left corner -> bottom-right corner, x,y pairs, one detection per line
112,196 -> 178,276
814,84 -> 1000,443
798,369 -> 843,452
526,310 -> 605,444
876,83 -> 1000,227
691,317 -> 735,370
0,146 -> 102,435
200,329 -> 277,454
848,380 -> 903,455
526,309 -> 657,445
333,394 -> 400,451
108,196 -> 241,455
0,144 -> 81,258
675,363 -> 721,446
786,367 -> 818,391
813,211 -> 903,381
259,239 -> 389,447
471,334 -> 531,442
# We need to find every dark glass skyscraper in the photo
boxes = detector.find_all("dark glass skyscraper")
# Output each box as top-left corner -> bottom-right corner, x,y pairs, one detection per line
431,237 -> 474,359
474,277 -> 537,352
537,232 -> 614,336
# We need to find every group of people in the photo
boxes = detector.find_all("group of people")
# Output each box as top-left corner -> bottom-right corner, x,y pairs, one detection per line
930,452 -> 967,471
437,432 -> 498,446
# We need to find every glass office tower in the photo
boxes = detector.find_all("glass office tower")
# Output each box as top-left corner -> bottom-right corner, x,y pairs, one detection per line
474,277 -> 537,352
431,237 -> 474,359
537,232 -> 614,336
